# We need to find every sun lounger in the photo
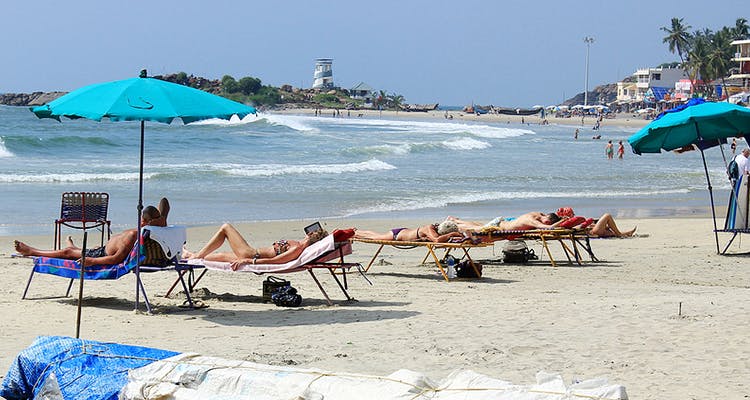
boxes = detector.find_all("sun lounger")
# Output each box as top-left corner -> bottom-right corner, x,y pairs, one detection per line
20,226 -> 199,312
351,238 -> 492,281
173,230 -> 366,306
477,227 -> 598,267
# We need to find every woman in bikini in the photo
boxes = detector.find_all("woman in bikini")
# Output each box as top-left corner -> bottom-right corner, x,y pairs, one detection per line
183,223 -> 328,270
353,221 -> 462,243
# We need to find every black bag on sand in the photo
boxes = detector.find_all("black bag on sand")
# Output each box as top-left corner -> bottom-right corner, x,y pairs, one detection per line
456,260 -> 483,278
502,240 -> 538,263
271,285 -> 302,307
263,276 -> 289,302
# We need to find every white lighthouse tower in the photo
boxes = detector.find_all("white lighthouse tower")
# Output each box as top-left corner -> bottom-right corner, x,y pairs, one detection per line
312,58 -> 334,89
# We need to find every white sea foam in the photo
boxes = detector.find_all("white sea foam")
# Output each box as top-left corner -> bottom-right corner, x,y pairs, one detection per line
258,114 -> 318,132
442,137 -> 491,150
190,113 -> 259,126
269,113 -> 533,138
193,113 -> 320,133
224,159 -> 396,177
0,172 -> 157,183
0,138 -> 13,158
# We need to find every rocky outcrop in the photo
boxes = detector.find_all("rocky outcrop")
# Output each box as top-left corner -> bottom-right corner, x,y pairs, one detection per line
0,91 -> 66,106
562,83 -> 618,106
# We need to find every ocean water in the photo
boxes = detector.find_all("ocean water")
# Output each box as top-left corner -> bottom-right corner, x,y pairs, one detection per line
0,105 -> 734,236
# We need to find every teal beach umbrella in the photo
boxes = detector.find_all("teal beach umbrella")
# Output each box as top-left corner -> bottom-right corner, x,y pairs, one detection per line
628,101 -> 750,253
628,101 -> 750,155
31,70 -> 257,314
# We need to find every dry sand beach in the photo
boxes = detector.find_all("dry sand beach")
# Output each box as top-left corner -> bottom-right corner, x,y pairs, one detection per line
1,217 -> 749,399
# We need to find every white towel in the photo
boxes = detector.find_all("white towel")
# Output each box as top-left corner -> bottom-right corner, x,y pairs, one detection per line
185,234 -> 335,273
142,226 -> 187,260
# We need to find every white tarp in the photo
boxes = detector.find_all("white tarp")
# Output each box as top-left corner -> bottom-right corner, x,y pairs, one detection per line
120,353 -> 627,400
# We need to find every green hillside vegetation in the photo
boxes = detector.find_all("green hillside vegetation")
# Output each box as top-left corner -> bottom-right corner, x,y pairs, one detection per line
155,72 -> 405,110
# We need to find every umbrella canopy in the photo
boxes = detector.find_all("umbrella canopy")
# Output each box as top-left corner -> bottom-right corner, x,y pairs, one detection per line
29,71 -> 256,317
627,100 -> 750,254
32,73 -> 256,124
629,101 -> 750,154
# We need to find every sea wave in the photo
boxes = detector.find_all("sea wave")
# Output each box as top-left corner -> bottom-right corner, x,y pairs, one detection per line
269,113 -> 533,139
191,113 -> 319,133
343,188 -> 693,216
189,113 -> 260,126
0,172 -> 158,183
345,137 -> 491,156
442,137 -> 491,150
224,159 -> 396,177
0,138 -> 13,157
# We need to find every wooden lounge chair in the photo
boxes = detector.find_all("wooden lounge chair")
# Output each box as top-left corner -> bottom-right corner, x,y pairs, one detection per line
351,237 -> 491,281
477,227 -> 598,267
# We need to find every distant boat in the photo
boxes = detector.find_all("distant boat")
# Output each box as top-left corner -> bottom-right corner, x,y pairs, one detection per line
494,106 -> 543,116
401,103 -> 439,112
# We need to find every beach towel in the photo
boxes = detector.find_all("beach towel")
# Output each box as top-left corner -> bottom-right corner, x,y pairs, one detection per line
185,234 -> 337,273
142,225 -> 186,260
31,242 -> 142,280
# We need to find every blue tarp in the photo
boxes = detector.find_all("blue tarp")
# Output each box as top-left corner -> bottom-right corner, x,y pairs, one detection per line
647,86 -> 670,102
0,336 -> 178,400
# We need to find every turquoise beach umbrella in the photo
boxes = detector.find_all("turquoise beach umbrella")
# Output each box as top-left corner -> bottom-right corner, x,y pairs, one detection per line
31,70 -> 257,315
628,101 -> 750,154
628,101 -> 750,254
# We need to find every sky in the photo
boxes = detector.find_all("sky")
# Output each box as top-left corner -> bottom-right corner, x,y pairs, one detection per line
1,0 -> 747,107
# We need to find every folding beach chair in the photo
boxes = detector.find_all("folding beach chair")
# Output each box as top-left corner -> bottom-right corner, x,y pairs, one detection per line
171,229 -> 367,306
474,226 -> 598,267
54,192 -> 111,250
21,226 -> 199,312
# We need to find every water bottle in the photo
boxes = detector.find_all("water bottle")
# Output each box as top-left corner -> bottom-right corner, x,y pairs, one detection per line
447,257 -> 457,279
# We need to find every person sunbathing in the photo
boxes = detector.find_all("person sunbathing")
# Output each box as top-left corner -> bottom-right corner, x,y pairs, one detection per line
182,223 -> 328,270
14,198 -> 170,267
448,211 -> 565,232
353,221 -> 462,243
577,213 -> 636,238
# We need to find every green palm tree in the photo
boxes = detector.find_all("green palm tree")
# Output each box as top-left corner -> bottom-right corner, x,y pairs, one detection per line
706,28 -> 735,99
387,93 -> 405,110
687,30 -> 712,95
662,17 -> 693,65
733,18 -> 749,40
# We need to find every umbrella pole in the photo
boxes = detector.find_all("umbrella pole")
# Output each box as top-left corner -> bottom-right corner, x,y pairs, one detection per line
135,121 -> 145,311
76,231 -> 87,338
699,148 -> 721,254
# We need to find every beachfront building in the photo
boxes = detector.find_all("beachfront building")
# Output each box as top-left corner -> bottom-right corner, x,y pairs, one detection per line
616,80 -> 638,103
312,58 -> 334,89
616,67 -> 688,102
673,79 -> 694,101
727,39 -> 750,95
349,82 -> 374,103
633,67 -> 687,100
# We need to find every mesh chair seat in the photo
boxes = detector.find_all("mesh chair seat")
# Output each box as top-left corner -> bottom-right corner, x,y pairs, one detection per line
54,192 -> 111,249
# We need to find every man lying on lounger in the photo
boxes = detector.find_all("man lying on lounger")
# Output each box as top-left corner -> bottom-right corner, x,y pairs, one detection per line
447,211 -> 566,232
14,198 -> 170,267
353,221 -> 463,243
181,223 -> 329,270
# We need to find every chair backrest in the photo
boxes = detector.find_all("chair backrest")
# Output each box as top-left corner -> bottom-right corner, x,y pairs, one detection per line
59,192 -> 109,223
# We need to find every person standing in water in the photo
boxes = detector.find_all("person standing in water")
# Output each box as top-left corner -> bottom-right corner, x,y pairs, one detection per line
605,140 -> 614,159
617,140 -> 625,159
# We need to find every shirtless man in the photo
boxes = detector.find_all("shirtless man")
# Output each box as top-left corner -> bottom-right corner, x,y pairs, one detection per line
14,198 -> 170,267
354,220 -> 463,243
448,211 -> 565,232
